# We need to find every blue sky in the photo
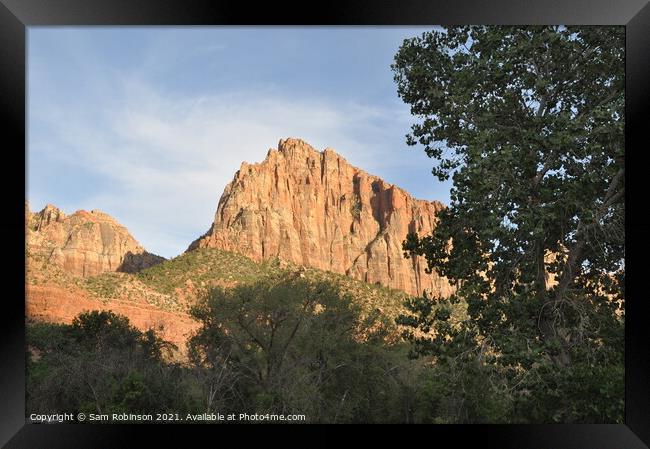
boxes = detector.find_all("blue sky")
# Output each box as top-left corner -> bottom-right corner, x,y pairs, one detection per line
27,27 -> 451,258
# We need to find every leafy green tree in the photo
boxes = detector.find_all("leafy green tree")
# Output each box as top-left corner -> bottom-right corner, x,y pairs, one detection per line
189,273 -> 416,422
26,312 -> 192,416
392,26 -> 624,422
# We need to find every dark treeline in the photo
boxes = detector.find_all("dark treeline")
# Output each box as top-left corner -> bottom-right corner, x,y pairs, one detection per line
27,272 -> 622,423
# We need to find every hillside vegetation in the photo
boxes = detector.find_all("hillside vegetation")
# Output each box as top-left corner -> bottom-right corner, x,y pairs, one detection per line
28,247 -> 412,333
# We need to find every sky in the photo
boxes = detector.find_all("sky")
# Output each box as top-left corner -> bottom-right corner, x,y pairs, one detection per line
27,27 -> 452,259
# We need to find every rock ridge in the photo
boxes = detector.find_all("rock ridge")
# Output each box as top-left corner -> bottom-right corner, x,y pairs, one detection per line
26,203 -> 165,277
189,138 -> 452,297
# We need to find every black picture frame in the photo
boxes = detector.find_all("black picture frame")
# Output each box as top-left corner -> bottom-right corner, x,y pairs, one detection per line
2,0 -> 648,447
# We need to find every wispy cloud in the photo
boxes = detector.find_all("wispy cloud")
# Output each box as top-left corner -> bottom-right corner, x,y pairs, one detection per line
29,76 -> 420,258
27,28 -> 450,259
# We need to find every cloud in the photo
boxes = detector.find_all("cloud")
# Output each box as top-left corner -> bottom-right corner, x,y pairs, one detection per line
27,28 -> 453,259
28,76 -> 420,258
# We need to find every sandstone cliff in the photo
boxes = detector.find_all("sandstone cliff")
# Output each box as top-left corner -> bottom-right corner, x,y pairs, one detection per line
26,203 -> 164,277
27,283 -> 199,354
189,138 -> 453,298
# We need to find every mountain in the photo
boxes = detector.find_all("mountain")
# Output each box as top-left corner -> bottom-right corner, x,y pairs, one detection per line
189,138 -> 453,298
24,203 -> 195,351
26,245 -> 411,353
25,138 -> 452,352
25,203 -> 413,353
26,203 -> 165,277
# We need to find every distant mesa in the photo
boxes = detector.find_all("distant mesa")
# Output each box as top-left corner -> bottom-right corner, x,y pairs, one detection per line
188,137 -> 453,298
26,202 -> 165,277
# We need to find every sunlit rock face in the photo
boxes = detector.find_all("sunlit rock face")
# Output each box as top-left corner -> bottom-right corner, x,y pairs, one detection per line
26,203 -> 164,278
189,138 -> 453,298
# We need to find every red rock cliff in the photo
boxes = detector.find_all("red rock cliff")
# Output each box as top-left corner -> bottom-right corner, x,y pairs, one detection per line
189,138 -> 452,297
27,284 -> 199,354
26,203 -> 164,277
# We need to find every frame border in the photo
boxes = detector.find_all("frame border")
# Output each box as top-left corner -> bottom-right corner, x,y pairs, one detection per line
2,1 -> 648,446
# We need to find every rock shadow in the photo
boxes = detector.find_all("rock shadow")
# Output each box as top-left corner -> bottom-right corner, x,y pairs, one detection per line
118,251 -> 166,274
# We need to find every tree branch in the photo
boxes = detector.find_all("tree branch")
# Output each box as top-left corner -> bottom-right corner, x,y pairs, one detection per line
237,316 -> 267,351
532,153 -> 557,187
554,167 -> 624,303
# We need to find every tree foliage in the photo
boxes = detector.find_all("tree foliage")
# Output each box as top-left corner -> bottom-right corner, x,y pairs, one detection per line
393,26 -> 624,422
188,273 -> 418,422
27,296 -> 428,423
26,311 -> 192,416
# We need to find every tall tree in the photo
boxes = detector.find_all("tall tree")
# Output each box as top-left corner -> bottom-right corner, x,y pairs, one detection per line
393,26 -> 624,422
188,274 -> 412,422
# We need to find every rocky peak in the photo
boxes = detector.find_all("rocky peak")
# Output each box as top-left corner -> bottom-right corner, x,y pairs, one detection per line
277,137 -> 318,158
189,138 -> 452,298
34,204 -> 66,231
27,204 -> 164,277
